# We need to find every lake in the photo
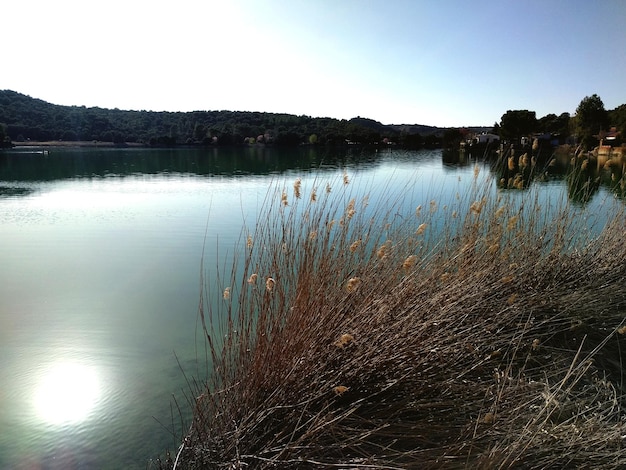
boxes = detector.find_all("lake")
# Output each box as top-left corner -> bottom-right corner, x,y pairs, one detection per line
0,145 -> 621,469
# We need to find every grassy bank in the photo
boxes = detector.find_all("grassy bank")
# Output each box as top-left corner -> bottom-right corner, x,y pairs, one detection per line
168,167 -> 626,469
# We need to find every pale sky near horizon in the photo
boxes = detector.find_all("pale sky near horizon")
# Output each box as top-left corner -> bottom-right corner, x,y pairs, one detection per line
2,0 -> 625,127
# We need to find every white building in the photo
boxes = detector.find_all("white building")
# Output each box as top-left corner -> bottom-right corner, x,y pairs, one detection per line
475,133 -> 500,144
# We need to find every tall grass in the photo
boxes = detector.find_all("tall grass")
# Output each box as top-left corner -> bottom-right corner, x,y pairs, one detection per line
171,167 -> 626,469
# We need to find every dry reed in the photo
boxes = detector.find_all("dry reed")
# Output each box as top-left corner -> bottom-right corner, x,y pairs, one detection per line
169,170 -> 626,469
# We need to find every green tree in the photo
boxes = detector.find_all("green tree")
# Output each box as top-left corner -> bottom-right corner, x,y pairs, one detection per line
574,94 -> 609,149
0,122 -> 11,147
169,124 -> 179,143
537,112 -> 570,136
193,122 -> 206,141
442,128 -> 463,149
609,104 -> 626,137
499,110 -> 537,142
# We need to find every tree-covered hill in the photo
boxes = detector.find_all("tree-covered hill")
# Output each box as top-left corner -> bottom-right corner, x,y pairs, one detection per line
0,90 -> 448,147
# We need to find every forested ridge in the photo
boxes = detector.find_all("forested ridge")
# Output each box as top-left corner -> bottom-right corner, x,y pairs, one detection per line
0,90 -> 455,148
2,90 -> 624,150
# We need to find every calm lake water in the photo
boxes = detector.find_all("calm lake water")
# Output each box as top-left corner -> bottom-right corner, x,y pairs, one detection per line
0,146 -> 621,469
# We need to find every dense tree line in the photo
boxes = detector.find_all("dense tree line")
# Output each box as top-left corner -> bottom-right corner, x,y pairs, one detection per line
496,94 -> 625,150
0,122 -> 11,148
2,90 -> 622,150
0,90 -> 448,148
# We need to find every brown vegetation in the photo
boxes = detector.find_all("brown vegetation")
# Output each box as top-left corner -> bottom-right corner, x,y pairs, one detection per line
170,169 -> 626,469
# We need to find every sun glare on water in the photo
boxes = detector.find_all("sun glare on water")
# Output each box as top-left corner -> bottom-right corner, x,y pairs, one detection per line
33,362 -> 102,425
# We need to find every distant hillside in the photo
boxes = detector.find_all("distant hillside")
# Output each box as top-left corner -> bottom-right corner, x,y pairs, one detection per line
345,117 -> 443,135
0,90 -> 477,148
387,124 -> 490,136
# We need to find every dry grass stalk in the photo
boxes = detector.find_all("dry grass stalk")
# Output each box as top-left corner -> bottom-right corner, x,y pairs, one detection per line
171,172 -> 626,469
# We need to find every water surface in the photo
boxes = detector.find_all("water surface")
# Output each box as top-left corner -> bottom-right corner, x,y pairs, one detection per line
0,146 -> 619,468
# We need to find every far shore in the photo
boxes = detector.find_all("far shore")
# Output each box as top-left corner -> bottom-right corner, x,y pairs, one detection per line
11,140 -> 146,148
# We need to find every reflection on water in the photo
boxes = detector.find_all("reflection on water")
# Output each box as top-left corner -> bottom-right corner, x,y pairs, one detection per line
0,185 -> 34,197
33,361 -> 102,425
0,146 -> 622,469
3,145 -> 624,203
0,146 -> 385,181
443,146 -> 626,202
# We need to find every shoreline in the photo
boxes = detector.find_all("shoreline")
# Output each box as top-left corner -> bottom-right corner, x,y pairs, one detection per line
11,140 -> 146,148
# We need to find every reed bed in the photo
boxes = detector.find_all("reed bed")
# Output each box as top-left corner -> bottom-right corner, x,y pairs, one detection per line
170,168 -> 626,469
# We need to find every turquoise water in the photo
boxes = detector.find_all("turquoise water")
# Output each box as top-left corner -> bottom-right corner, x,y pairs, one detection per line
0,146 -> 619,468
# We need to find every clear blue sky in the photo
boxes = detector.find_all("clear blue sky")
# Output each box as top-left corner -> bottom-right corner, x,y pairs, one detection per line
2,0 -> 625,127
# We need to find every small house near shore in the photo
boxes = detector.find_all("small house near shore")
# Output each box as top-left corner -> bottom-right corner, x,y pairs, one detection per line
474,132 -> 500,144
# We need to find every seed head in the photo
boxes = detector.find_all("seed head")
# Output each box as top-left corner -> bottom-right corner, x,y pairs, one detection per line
293,178 -> 302,199
519,153 -> 529,169
470,200 -> 483,215
247,273 -> 258,284
376,241 -> 391,260
343,172 -> 350,185
223,287 -> 231,300
345,277 -> 362,293
246,235 -> 253,249
349,239 -> 362,253
310,188 -> 317,202
334,333 -> 354,348
333,385 -> 349,396
402,254 -> 418,271
482,412 -> 495,424
281,190 -> 288,206
508,156 -> 516,171
266,277 -> 276,292
415,223 -> 427,236
507,215 -> 519,231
